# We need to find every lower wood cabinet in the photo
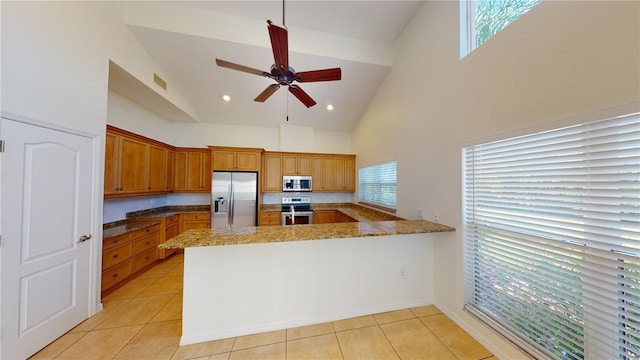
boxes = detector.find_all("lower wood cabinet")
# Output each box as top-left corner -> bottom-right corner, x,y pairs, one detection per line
313,210 -> 336,224
101,223 -> 160,296
180,213 -> 211,232
313,209 -> 357,224
259,211 -> 281,226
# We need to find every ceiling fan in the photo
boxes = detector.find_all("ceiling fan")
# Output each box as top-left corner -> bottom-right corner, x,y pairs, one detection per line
215,15 -> 342,108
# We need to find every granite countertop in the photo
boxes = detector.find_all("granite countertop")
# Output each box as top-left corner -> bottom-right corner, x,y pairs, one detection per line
103,205 -> 210,239
159,220 -> 454,248
103,221 -> 161,239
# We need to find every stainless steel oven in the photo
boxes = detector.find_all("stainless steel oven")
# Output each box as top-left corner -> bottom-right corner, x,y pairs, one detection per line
281,196 -> 313,225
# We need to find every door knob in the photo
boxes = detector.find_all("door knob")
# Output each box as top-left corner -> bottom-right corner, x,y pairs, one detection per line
78,234 -> 92,243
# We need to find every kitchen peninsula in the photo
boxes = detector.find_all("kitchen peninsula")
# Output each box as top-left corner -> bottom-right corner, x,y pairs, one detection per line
159,205 -> 455,346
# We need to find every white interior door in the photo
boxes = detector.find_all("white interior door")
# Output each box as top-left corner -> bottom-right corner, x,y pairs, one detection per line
1,118 -> 94,360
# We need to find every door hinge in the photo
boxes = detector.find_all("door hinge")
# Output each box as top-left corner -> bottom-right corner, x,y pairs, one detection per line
0,140 -> 4,152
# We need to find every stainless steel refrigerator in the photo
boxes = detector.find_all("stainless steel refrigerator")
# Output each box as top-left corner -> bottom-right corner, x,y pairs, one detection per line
211,172 -> 258,229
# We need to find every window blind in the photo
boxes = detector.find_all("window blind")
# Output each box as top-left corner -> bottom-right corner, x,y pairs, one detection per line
463,113 -> 640,360
359,161 -> 397,209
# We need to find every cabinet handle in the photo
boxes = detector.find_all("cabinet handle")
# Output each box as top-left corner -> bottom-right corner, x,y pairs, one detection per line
113,239 -> 119,244
146,241 -> 150,245
113,254 -> 118,258
113,273 -> 118,278
78,234 -> 92,243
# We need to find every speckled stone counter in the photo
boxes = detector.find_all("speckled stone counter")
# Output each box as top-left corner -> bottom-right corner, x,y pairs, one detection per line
103,205 -> 209,239
103,220 -> 161,239
160,219 -> 454,249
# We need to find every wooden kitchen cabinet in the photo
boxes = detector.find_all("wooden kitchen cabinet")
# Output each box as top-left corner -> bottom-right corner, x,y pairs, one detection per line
174,148 -> 211,192
210,146 -> 262,171
261,151 -> 356,193
262,153 -> 283,192
148,144 -> 167,192
128,214 -> 179,260
166,149 -> 175,191
104,125 -> 175,198
101,223 -> 160,297
259,210 -> 281,226
333,155 -> 356,192
282,154 -> 311,175
180,213 -> 210,232
313,209 -> 336,224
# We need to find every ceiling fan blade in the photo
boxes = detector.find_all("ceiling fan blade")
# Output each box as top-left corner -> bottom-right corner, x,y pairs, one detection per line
216,58 -> 268,77
288,85 -> 316,108
255,84 -> 281,102
295,68 -> 342,83
267,20 -> 288,70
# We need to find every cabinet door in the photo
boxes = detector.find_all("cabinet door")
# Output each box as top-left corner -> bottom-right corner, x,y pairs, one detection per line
202,151 -> 212,191
323,156 -> 335,191
282,155 -> 298,175
148,145 -> 167,192
344,156 -> 356,192
262,154 -> 283,192
174,151 -> 188,191
104,132 -> 120,195
311,156 -> 325,191
119,136 -> 148,194
166,150 -> 175,191
297,155 -> 312,175
313,210 -> 336,224
186,152 -> 203,190
212,150 -> 236,171
236,151 -> 260,171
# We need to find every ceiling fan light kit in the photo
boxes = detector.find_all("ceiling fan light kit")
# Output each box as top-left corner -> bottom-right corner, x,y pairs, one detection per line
215,14 -> 342,109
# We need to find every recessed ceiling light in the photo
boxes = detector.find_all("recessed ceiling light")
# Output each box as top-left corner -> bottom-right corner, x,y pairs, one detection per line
222,94 -> 231,102
326,104 -> 334,111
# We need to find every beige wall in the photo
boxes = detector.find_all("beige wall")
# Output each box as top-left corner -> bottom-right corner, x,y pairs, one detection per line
351,1 -> 639,358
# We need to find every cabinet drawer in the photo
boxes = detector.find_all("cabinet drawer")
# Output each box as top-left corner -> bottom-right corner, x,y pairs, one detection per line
133,232 -> 158,254
260,211 -> 280,219
133,248 -> 157,272
101,259 -> 132,291
165,215 -> 179,225
102,242 -> 132,270
103,233 -> 131,251
181,213 -> 208,221
131,224 -> 160,239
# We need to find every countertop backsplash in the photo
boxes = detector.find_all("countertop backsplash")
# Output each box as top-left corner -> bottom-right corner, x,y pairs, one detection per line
103,193 -> 210,223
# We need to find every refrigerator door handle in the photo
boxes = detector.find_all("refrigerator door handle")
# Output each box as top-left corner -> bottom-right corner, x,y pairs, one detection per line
227,184 -> 232,227
229,182 -> 236,226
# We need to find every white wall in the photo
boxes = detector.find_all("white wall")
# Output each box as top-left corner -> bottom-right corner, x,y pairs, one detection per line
183,233 -> 434,345
351,1 -> 639,358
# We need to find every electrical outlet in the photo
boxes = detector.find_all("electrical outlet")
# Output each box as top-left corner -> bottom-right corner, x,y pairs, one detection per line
433,211 -> 440,222
417,208 -> 425,219
400,267 -> 407,279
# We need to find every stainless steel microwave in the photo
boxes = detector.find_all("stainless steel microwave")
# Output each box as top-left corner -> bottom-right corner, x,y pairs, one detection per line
283,176 -> 312,192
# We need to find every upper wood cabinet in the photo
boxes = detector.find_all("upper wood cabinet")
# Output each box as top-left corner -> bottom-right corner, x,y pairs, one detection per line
174,148 -> 211,192
262,153 -> 283,192
282,154 -> 312,176
104,125 -> 174,198
261,151 -> 356,193
210,146 -> 262,171
334,155 -> 356,192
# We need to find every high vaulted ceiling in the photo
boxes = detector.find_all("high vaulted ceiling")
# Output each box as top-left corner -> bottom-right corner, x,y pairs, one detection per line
111,1 -> 423,132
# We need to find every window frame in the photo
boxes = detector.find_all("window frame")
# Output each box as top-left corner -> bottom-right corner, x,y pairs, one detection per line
462,109 -> 640,360
358,160 -> 397,213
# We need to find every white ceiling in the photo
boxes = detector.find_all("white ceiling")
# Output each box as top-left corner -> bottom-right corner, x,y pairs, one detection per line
113,1 -> 424,132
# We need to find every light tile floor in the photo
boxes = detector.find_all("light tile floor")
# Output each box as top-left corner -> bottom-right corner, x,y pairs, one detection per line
30,253 -> 497,360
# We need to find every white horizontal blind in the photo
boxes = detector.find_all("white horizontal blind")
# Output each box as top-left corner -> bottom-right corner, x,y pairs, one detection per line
463,113 -> 640,360
359,161 -> 397,209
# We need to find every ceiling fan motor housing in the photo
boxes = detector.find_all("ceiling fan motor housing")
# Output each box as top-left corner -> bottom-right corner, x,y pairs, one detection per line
270,64 -> 297,85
